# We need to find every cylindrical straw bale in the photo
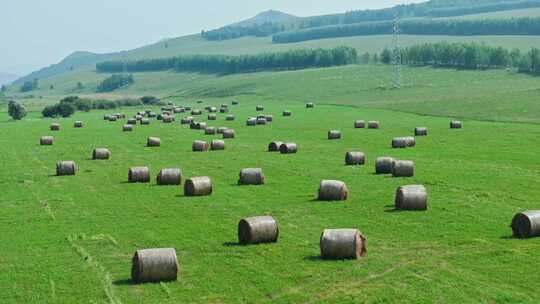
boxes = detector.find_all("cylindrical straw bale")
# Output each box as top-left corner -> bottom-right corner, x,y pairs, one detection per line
131,248 -> 178,284
56,161 -> 77,176
226,115 -> 235,121
256,117 -> 267,125
268,141 -> 284,152
256,105 -> 264,111
123,124 -> 133,132
368,121 -> 380,129
92,148 -> 111,160
279,142 -> 297,154
345,152 -> 365,165
208,114 -> 217,120
157,168 -> 182,185
40,136 -> 54,145
205,127 -> 216,135
395,185 -> 427,210
318,180 -> 348,201
197,122 -> 208,130
511,211 -> 540,238
238,168 -> 265,185
222,129 -> 235,139
320,229 -> 366,260
128,167 -> 150,183
192,140 -> 209,152
306,102 -> 315,108
375,157 -> 394,174
450,121 -> 462,129
328,130 -> 341,140
246,118 -> 257,126
392,160 -> 414,177
392,137 -> 408,149
283,110 -> 291,117
191,109 -> 202,115
50,123 -> 61,131
147,137 -> 161,147
217,127 -> 228,134
404,136 -> 416,147
127,118 -> 137,125
184,176 -> 212,196
208,107 -> 217,113
415,127 -> 428,136
181,117 -> 193,125
354,120 -> 365,128
210,140 -> 225,150
74,121 -> 83,128
220,107 -> 229,113
238,216 -> 278,245
140,118 -> 150,125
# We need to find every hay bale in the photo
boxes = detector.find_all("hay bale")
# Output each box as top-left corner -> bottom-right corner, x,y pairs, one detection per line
148,111 -> 157,118
157,114 -> 163,120
191,109 -> 202,115
131,248 -> 179,284
238,216 -> 278,245
123,124 -> 133,132
192,140 -> 209,152
185,106 -> 192,111
306,102 -> 315,108
74,121 -> 83,128
404,136 -> 416,147
375,157 -> 394,174
318,180 -> 348,201
181,117 -> 193,125
197,122 -> 208,130
92,148 -> 111,160
109,116 -> 118,122
268,141 -> 284,152
210,140 -> 225,150
163,116 -> 175,123
283,110 -> 291,117
157,168 -> 182,185
246,118 -> 257,126
140,118 -> 150,125
173,107 -> 184,113
368,121 -> 380,129
354,120 -> 366,128
104,115 -> 110,120
128,167 -> 150,183
205,127 -> 216,135
450,121 -> 462,129
511,211 -> 540,238
208,114 -> 217,120
392,160 -> 414,177
217,127 -> 228,134
147,137 -> 161,147
135,115 -> 143,121
40,136 -> 54,146
56,161 -> 76,176
238,168 -> 265,185
226,115 -> 235,121
279,142 -> 297,154
265,115 -> 274,122
392,137 -> 408,149
127,118 -> 137,125
50,123 -> 61,131
415,127 -> 427,136
256,117 -> 267,125
328,130 -> 341,140
222,129 -> 235,139
345,152 -> 365,165
220,107 -> 229,113
320,229 -> 366,260
232,101 -> 239,105
395,185 -> 427,210
184,176 -> 212,196
256,105 -> 264,111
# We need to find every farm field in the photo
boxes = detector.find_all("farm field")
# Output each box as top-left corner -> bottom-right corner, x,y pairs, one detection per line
2,95 -> 540,303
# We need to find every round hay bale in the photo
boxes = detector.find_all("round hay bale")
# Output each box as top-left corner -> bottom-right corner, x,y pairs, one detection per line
256,117 -> 267,125
208,114 -> 217,120
268,141 -> 284,152
283,110 -> 291,117
450,121 -> 462,129
185,106 -> 192,111
162,116 -> 174,123
157,114 -> 163,120
148,112 -> 157,118
328,130 -> 341,140
131,248 -> 179,284
184,176 -> 212,196
220,107 -> 229,113
395,185 -> 427,210
354,120 -> 366,128
238,216 -> 278,245
40,136 -> 54,146
192,140 -> 209,152
123,124 -> 133,132
191,109 -> 202,115
511,210 -> 540,238
246,118 -> 257,126
404,136 -> 416,147
256,105 -> 264,111
181,117 -> 193,125
104,115 -> 110,120
117,113 -> 126,119
392,160 -> 414,177
109,116 -> 118,122
279,142 -> 297,154
392,137 -> 408,149
368,121 -> 380,129
92,148 -> 111,160
127,118 -> 137,125
375,157 -> 394,174
318,180 -> 348,201
128,167 -> 150,183
217,127 -> 228,134
265,115 -> 274,122
197,122 -> 208,130
74,121 -> 83,128
173,107 -> 184,113
222,129 -> 235,139
205,127 -> 216,135
157,168 -> 182,185
306,102 -> 315,108
56,161 -> 77,176
345,152 -> 365,165
320,229 -> 366,260
50,123 -> 61,131
415,127 -> 428,136
232,101 -> 239,105
140,118 -> 150,125
238,168 -> 265,185
210,140 -> 225,150
135,115 -> 143,121
147,137 -> 161,147
226,115 -> 235,121
190,122 -> 199,129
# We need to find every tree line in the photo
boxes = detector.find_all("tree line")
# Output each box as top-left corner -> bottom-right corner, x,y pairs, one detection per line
273,17 -> 540,43
96,74 -> 134,92
41,96 -> 149,118
96,47 -> 359,74
201,22 -> 288,41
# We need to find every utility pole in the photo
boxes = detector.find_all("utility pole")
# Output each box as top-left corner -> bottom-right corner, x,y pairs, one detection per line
392,13 -> 401,89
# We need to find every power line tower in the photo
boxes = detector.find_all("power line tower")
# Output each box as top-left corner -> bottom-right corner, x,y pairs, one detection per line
392,13 -> 401,89
122,55 -> 128,97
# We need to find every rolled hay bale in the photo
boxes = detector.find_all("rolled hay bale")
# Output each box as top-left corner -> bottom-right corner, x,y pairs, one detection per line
222,129 -> 235,139
208,107 -> 217,113
318,180 -> 348,201
283,110 -> 291,117
92,148 -> 111,160
246,118 -> 257,126
40,136 -> 54,146
131,248 -> 179,284
404,136 -> 416,147
217,127 -> 228,134
198,122 -> 208,130
128,167 -> 150,183
205,127 -> 216,135
191,109 -> 202,115
74,121 -> 83,128
127,118 -> 137,125
148,112 -> 157,118
190,122 -> 199,129
184,106 -> 192,111
279,142 -> 297,154
232,101 -> 239,105
345,152 -> 365,165
392,137 -> 408,149
511,211 -> 540,238
147,137 -> 161,147
157,114 -> 163,120
354,120 -> 366,128
220,107 -> 229,113
395,185 -> 428,211
173,107 -> 183,113
118,113 -> 126,119
208,114 -> 217,120
211,139 -> 225,150
256,117 -> 267,125
123,124 -> 134,132
328,130 -> 341,140
306,102 -> 315,108
184,176 -> 213,196
140,118 -> 150,125
226,115 -> 235,121
56,161 -> 77,176
368,121 -> 380,129
265,115 -> 274,122
157,168 -> 182,185
104,115 -> 110,121
392,160 -> 414,177
109,116 -> 118,122
375,157 -> 394,174
256,105 -> 264,111
415,127 -> 428,136
135,115 -> 143,121
450,121 -> 462,129
238,216 -> 278,245
320,229 -> 366,260
50,123 -> 61,131
268,141 -> 284,152
238,168 -> 265,185
181,117 -> 193,125
192,140 -> 209,152
162,116 -> 173,123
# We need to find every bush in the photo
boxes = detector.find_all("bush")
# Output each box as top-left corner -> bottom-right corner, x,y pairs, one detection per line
8,101 -> 27,120
141,96 -> 160,105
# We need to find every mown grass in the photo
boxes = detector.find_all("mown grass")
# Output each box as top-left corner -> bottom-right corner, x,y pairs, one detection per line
1,96 -> 540,303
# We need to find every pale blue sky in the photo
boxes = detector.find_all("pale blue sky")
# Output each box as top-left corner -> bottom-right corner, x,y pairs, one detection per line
0,0 -> 422,75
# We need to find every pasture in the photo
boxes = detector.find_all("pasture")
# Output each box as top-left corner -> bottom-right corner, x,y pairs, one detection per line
2,91 -> 540,303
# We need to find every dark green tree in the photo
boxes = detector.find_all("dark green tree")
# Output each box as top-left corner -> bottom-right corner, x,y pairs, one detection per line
8,100 -> 27,120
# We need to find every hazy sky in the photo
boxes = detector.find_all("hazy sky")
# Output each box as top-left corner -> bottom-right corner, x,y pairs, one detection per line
0,0 -> 422,76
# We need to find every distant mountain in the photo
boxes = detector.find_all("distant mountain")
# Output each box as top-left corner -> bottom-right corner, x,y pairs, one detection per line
232,10 -> 299,27
0,72 -> 19,86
